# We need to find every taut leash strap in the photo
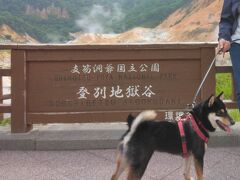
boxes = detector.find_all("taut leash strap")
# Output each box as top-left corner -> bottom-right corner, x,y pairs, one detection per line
191,48 -> 223,108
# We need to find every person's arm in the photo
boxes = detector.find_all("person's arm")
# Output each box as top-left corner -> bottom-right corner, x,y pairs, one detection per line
218,0 -> 234,41
218,0 -> 234,54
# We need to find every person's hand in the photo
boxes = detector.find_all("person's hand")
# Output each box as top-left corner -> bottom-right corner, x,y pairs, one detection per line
218,39 -> 231,57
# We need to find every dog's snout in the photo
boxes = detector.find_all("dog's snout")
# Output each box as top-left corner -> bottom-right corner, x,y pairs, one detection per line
225,113 -> 235,126
228,116 -> 235,126
230,119 -> 235,126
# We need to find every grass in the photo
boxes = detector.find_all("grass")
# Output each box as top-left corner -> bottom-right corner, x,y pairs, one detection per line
0,118 -> 10,126
228,109 -> 240,122
216,73 -> 232,99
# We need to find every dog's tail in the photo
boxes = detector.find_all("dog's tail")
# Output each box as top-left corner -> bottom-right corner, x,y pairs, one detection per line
130,110 -> 157,132
121,110 -> 157,151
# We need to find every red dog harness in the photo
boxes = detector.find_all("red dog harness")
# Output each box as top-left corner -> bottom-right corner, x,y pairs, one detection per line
177,113 -> 209,157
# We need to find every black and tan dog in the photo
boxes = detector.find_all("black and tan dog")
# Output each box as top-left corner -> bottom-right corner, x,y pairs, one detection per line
111,92 -> 235,180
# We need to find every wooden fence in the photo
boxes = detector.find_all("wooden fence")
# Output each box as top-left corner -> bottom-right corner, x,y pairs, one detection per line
0,43 -> 237,133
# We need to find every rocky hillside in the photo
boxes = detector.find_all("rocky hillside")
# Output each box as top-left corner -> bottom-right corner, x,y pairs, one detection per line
0,0 -> 188,43
0,0 -> 222,44
0,24 -> 38,43
157,0 -> 222,41
70,0 -> 222,44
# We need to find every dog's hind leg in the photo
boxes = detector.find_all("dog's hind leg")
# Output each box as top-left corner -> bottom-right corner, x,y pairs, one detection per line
193,156 -> 203,180
126,150 -> 153,180
127,167 -> 141,180
184,155 -> 194,180
111,153 -> 128,180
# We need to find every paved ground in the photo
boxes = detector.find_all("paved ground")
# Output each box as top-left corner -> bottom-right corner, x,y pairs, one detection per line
0,147 -> 240,180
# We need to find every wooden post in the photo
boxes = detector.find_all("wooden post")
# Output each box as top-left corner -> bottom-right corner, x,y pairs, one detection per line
0,77 -> 3,121
11,49 -> 32,133
200,47 -> 216,100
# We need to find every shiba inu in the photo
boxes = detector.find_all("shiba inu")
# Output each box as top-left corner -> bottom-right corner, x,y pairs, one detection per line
111,92 -> 235,180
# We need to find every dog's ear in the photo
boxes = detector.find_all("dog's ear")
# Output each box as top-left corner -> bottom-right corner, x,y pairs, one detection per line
217,91 -> 224,101
208,95 -> 215,107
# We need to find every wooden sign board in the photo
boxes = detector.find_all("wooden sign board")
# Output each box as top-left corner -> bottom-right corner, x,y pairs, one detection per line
11,44 -> 216,132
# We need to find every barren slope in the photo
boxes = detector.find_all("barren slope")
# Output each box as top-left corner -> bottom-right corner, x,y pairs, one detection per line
70,0 -> 221,44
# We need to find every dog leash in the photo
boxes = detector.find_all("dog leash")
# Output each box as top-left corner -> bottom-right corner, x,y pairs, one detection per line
189,48 -> 223,108
190,39 -> 240,108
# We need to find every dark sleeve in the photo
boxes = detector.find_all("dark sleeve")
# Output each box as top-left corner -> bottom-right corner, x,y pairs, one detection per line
218,0 -> 234,41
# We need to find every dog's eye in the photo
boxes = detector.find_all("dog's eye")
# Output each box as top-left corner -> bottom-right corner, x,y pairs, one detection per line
216,111 -> 225,117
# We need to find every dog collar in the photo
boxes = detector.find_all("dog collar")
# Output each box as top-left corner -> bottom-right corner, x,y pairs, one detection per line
188,114 -> 209,143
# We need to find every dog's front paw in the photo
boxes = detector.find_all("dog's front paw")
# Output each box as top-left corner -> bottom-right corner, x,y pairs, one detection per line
184,174 -> 195,180
185,177 -> 194,180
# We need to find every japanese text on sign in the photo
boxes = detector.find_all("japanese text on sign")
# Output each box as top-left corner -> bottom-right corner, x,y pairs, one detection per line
76,85 -> 156,99
71,63 -> 160,74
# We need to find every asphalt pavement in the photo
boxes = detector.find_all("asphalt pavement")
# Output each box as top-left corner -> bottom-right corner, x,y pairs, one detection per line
0,123 -> 240,180
0,147 -> 240,180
